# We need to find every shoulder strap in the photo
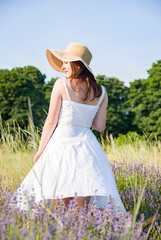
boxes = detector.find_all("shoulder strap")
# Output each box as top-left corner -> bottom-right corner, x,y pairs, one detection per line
63,78 -> 71,100
97,85 -> 105,106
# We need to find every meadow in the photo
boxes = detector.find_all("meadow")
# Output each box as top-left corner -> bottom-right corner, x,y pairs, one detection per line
0,125 -> 160,239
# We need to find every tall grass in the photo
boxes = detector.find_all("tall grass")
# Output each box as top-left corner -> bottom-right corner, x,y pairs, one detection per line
1,126 -> 160,190
0,122 -> 40,189
0,125 -> 160,238
101,132 -> 161,171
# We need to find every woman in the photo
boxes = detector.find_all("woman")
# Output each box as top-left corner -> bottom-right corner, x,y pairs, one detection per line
11,42 -> 126,214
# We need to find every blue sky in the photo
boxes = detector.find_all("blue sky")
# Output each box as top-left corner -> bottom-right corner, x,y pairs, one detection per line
0,0 -> 161,86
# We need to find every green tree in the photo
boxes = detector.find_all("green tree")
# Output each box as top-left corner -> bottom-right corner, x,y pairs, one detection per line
0,66 -> 48,129
126,78 -> 147,134
44,77 -> 58,102
96,75 -> 129,137
127,60 -> 161,140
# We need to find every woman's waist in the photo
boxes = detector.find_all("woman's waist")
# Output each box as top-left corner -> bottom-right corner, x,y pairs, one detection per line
57,120 -> 91,129
55,123 -> 91,138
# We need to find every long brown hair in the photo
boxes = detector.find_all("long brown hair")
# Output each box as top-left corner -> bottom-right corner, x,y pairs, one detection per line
69,61 -> 102,101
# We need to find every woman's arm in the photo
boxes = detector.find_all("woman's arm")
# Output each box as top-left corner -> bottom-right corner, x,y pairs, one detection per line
92,91 -> 108,133
33,78 -> 62,163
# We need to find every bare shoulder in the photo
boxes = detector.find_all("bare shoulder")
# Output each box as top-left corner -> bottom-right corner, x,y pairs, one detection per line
51,78 -> 65,93
53,77 -> 64,88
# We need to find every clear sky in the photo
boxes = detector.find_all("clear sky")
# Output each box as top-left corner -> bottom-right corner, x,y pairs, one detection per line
0,0 -> 161,86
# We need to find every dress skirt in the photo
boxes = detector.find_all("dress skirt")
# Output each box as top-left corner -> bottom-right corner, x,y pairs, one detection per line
11,124 -> 126,214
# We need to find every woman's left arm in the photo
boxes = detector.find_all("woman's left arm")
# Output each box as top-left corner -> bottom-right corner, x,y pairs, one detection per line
33,78 -> 62,163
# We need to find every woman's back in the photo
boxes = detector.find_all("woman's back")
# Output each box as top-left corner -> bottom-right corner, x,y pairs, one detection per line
64,78 -> 102,106
58,78 -> 105,129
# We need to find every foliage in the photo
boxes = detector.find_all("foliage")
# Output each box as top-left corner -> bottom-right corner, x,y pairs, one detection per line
113,131 -> 144,146
0,66 -> 48,130
127,60 -> 161,140
1,59 -> 161,140
44,77 -> 58,102
96,75 -> 129,137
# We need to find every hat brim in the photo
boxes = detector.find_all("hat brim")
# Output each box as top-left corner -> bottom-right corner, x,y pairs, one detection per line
46,49 -> 95,77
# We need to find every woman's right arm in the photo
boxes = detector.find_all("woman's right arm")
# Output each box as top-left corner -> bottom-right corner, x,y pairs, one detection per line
91,91 -> 108,133
33,78 -> 63,163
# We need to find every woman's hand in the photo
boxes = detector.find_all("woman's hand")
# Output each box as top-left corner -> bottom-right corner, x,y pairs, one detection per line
33,151 -> 42,164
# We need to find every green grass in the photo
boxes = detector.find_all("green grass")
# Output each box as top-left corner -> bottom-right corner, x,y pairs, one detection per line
0,126 -> 160,238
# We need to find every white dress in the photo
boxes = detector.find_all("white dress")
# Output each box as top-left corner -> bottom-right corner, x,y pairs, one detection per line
11,79 -> 126,214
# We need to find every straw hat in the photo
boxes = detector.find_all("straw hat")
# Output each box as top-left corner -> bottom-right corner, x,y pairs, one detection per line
46,42 -> 94,77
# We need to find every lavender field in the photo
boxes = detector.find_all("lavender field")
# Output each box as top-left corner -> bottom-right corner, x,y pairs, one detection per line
0,128 -> 161,239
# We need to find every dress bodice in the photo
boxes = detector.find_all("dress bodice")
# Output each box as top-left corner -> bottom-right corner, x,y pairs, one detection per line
58,79 -> 105,128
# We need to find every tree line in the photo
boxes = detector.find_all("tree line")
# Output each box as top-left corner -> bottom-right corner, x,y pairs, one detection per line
0,60 -> 161,140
